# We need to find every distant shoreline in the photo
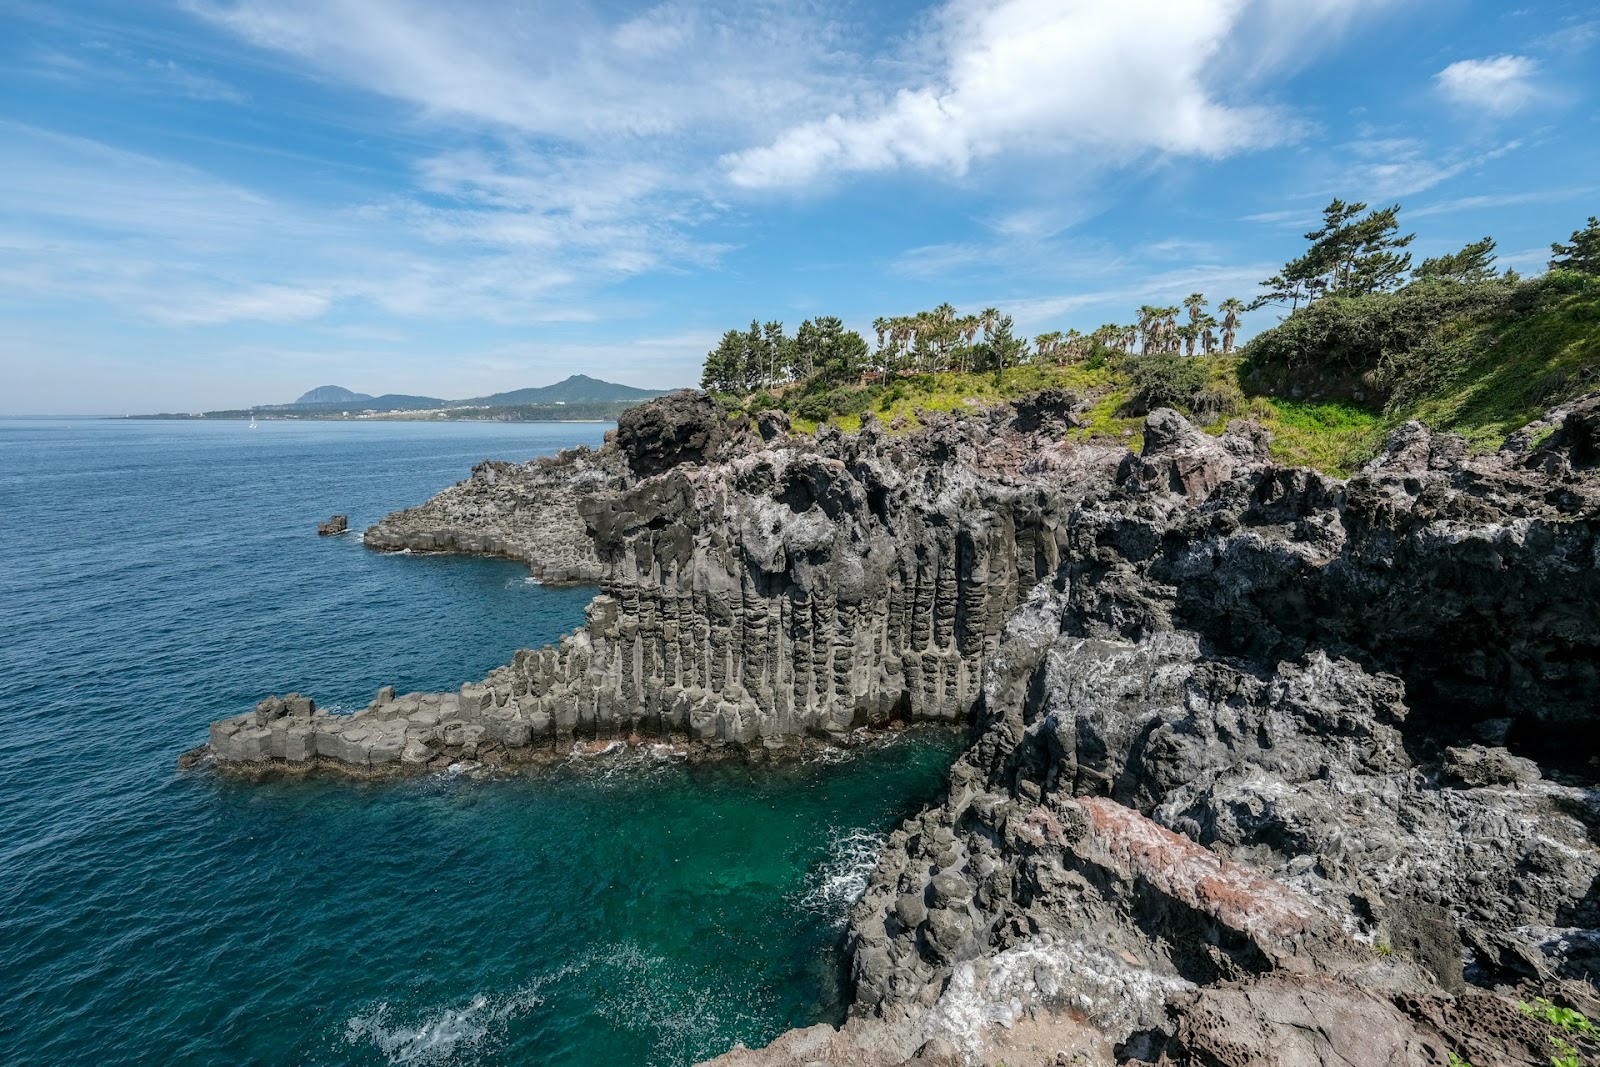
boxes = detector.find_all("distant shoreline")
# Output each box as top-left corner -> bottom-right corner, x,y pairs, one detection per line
116,414 -> 617,424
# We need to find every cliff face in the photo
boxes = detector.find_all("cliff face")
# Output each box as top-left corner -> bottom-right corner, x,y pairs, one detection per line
198,391 -> 1600,1065
700,398 -> 1600,1067
493,413 -> 1129,747
209,396 -> 1153,766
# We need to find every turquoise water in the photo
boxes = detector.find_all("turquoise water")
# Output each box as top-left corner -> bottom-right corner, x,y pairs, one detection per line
0,418 -> 959,1066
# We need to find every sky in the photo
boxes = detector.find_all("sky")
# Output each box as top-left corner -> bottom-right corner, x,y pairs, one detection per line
1,0 -> 1597,415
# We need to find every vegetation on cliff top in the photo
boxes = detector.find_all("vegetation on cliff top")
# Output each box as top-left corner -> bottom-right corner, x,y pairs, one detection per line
700,210 -> 1600,475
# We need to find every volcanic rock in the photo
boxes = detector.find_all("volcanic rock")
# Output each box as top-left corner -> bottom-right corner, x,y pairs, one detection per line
195,388 -> 1600,1065
615,389 -> 730,476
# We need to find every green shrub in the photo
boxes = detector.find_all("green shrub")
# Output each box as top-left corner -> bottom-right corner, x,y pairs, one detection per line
1240,279 -> 1515,400
1123,355 -> 1210,415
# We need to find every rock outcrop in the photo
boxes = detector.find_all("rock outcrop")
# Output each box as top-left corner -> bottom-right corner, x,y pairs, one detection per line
614,388 -> 731,476
362,444 -> 627,583
197,390 -> 1600,1065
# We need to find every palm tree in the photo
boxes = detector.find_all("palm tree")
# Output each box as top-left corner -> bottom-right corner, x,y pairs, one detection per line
1152,306 -> 1178,353
1199,314 -> 1218,356
1183,293 -> 1207,355
1062,328 -> 1082,364
1136,305 -> 1160,355
1218,298 -> 1244,354
1034,330 -> 1062,366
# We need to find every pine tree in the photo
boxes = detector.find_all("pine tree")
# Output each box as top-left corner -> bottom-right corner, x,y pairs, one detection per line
1550,216 -> 1600,275
701,329 -> 745,394
1414,237 -> 1498,283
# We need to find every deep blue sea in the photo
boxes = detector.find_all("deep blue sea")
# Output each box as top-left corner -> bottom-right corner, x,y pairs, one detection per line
0,418 -> 959,1066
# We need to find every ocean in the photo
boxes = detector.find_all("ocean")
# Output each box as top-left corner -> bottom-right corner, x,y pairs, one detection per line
0,417 -> 959,1066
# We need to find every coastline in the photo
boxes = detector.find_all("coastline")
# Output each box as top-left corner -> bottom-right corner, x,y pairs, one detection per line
188,389 -> 1600,1066
116,413 -> 619,423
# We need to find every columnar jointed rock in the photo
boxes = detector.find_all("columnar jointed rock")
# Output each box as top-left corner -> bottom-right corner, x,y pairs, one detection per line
198,391 -> 1600,1064
218,404 -> 1138,769
362,444 -> 627,583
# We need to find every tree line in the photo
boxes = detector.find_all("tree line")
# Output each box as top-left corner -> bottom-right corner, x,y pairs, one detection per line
700,204 -> 1600,397
1250,200 -> 1600,312
701,296 -> 1248,395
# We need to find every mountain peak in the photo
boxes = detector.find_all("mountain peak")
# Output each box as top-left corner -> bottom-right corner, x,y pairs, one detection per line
294,385 -> 374,406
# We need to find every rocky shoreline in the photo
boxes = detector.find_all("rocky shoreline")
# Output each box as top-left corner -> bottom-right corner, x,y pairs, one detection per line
360,443 -> 627,583
193,389 -> 1600,1065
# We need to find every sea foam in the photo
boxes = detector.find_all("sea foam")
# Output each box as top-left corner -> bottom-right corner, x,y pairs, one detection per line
799,826 -> 885,927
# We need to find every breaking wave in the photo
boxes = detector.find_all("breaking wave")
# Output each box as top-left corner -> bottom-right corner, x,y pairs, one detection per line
344,967 -> 574,1065
799,827 -> 885,927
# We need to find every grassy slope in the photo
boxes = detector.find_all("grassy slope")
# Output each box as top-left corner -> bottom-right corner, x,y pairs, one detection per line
735,276 -> 1600,477
1404,280 -> 1600,448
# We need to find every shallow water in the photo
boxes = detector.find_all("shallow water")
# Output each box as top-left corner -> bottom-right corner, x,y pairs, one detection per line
0,418 -> 959,1066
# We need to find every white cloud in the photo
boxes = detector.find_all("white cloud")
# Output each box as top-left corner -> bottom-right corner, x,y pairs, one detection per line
151,284 -> 332,325
1337,137 -> 1522,199
1435,55 -> 1541,115
186,0 -> 858,141
722,0 -> 1392,189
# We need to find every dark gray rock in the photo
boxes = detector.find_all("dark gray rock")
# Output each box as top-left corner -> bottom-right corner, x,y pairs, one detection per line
196,392 -> 1600,1066
361,445 -> 626,583
1009,388 -> 1083,434
755,408 -> 791,442
1143,974 -> 1566,1067
615,390 -> 729,477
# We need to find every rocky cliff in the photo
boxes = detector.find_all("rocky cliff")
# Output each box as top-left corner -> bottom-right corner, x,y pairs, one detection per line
361,443 -> 626,583
197,390 -> 1600,1065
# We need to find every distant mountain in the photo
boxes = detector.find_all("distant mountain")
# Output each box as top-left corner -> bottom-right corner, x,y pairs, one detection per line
264,391 -> 447,413
293,385 -> 373,405
161,374 -> 673,420
460,374 -> 668,407
362,393 -> 448,411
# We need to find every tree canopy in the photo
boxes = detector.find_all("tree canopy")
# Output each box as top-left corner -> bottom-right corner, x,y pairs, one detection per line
1550,216 -> 1600,275
1414,236 -> 1499,284
1252,199 -> 1416,310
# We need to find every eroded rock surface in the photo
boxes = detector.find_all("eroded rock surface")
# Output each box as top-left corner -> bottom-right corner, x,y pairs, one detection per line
362,444 -> 627,583
197,391 -> 1600,1065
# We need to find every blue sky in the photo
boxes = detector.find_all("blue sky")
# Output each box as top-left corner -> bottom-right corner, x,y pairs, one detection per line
2,0 -> 1597,414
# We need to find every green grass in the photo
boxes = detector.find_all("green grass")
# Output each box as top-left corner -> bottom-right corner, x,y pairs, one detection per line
726,274 -> 1598,477
755,363 -> 1117,437
1405,279 -> 1600,450
1254,397 -> 1386,475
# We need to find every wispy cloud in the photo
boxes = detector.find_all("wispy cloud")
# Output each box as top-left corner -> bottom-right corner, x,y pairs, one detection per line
17,40 -> 248,103
999,263 -> 1275,331
722,0 -> 1394,189
1435,55 -> 1542,115
186,0 -> 861,141
1410,184 -> 1600,218
1335,136 -> 1522,199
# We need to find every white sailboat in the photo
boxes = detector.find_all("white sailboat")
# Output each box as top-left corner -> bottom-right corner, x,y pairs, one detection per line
249,412 -> 258,430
